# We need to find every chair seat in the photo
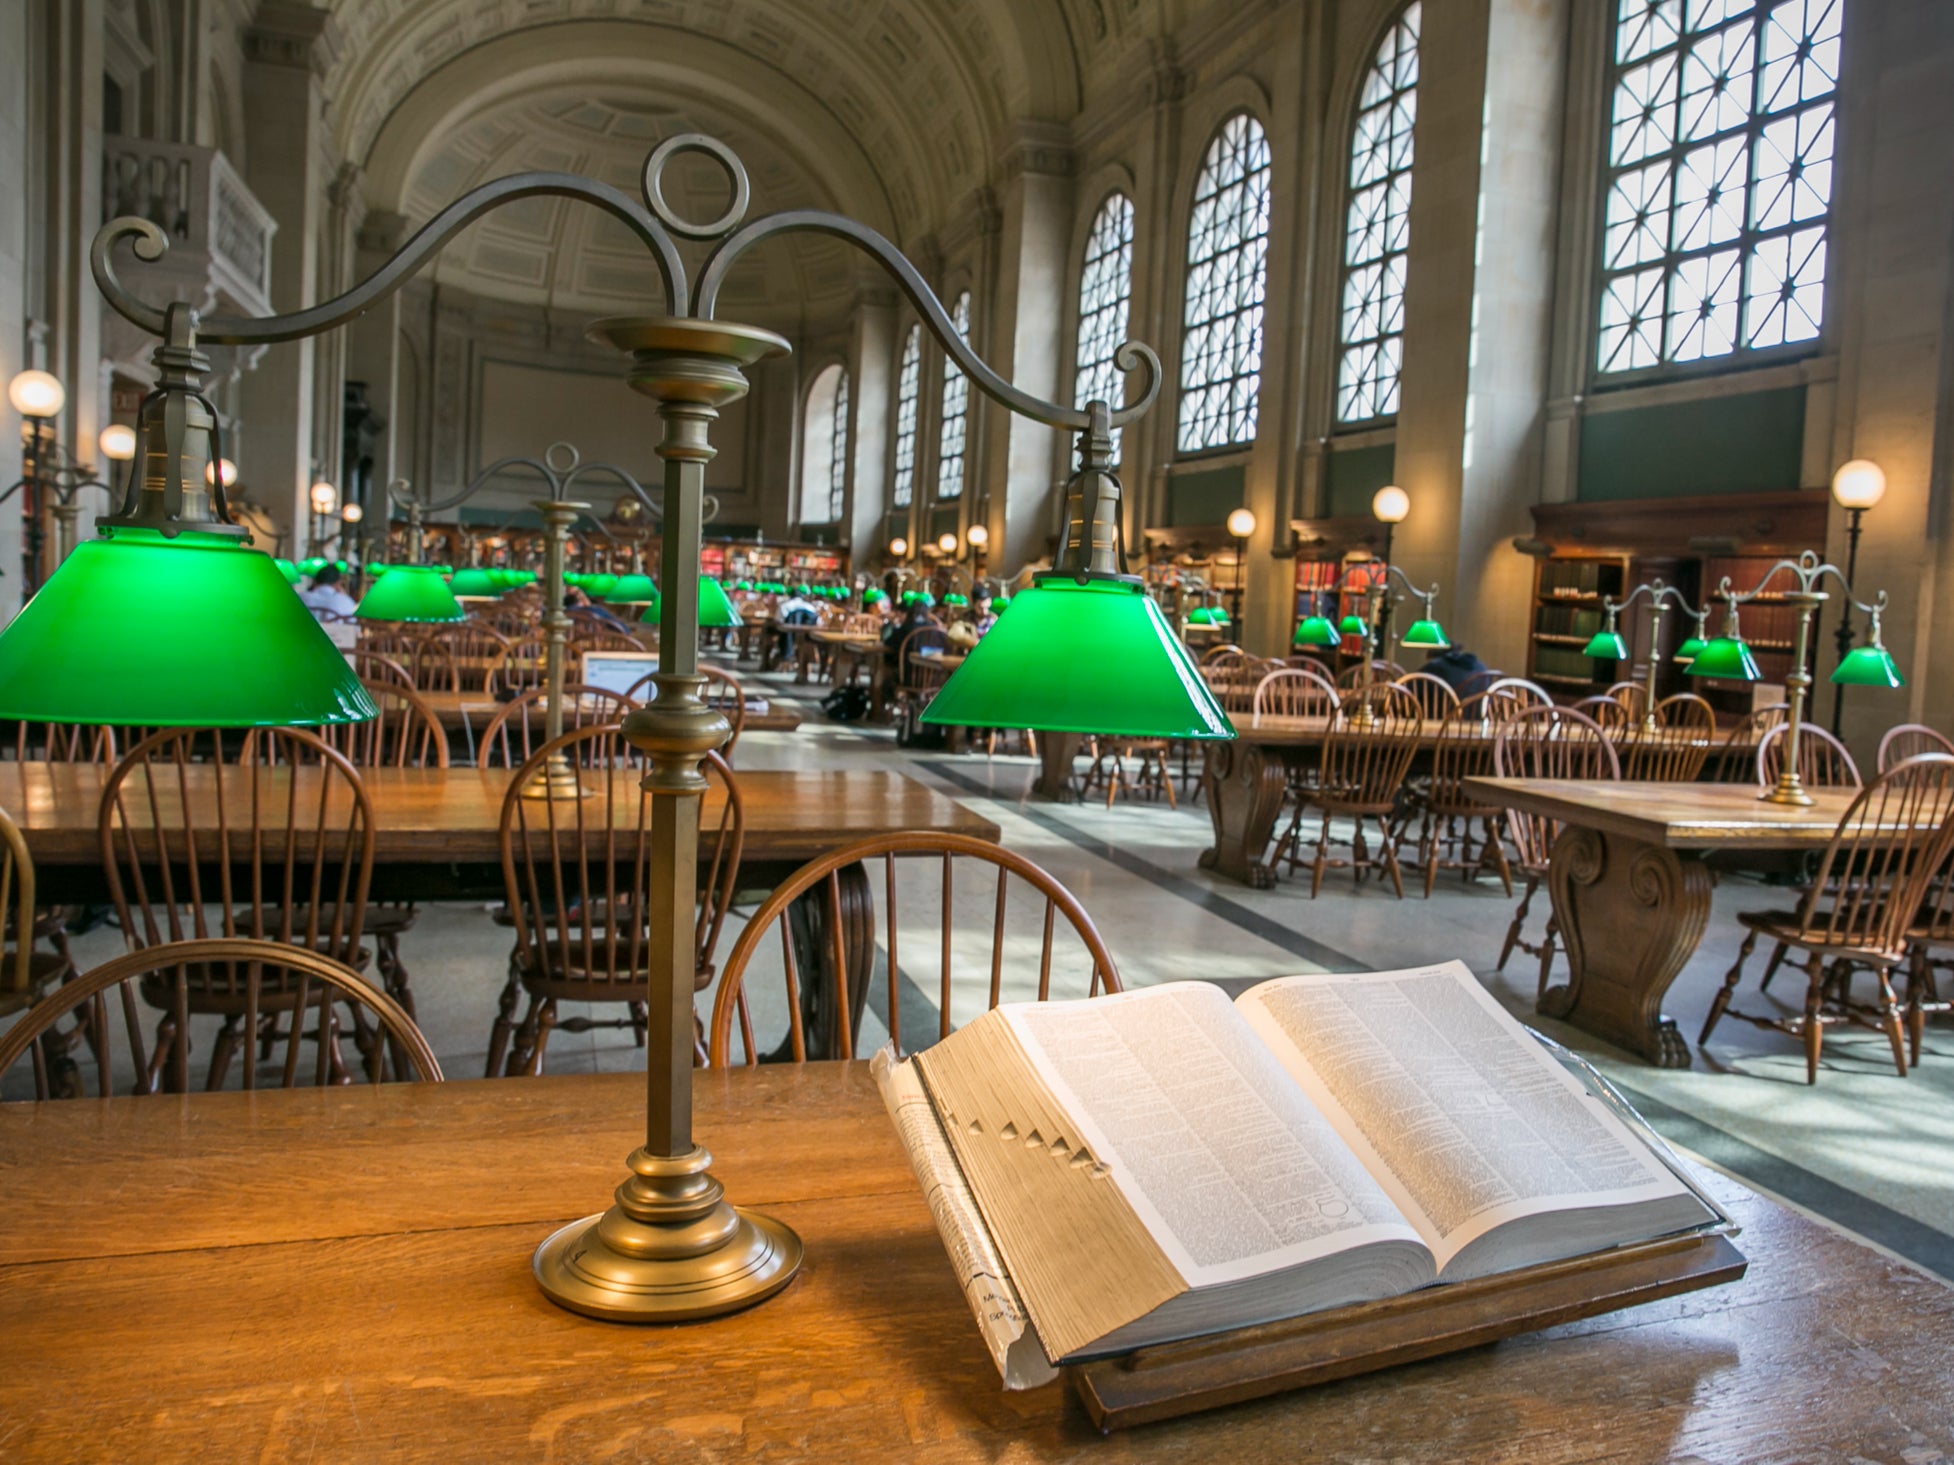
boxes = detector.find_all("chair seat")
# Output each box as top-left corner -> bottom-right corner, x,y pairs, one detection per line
0,950 -> 76,1018
362,905 -> 420,938
1735,908 -> 1903,963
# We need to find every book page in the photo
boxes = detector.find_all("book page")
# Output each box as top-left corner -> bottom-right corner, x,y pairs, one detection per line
870,1048 -> 1058,1390
1002,982 -> 1421,1289
1237,963 -> 1689,1270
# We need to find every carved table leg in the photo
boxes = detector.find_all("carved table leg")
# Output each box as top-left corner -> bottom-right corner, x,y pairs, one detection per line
1542,825 -> 1708,1068
1198,742 -> 1291,890
779,860 -> 875,1061
1031,733 -> 1082,802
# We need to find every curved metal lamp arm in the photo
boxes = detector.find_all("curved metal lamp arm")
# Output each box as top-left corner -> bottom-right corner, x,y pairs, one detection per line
1805,560 -> 1887,619
91,175 -> 684,345
697,210 -> 1160,431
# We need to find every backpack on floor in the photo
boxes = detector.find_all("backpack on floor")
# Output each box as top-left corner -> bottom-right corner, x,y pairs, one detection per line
822,685 -> 870,722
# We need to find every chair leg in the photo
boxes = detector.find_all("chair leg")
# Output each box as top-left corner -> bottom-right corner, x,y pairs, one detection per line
1537,915 -> 1559,1001
1484,822 -> 1514,898
1310,811 -> 1330,899
1700,928 -> 1758,1045
1497,876 -> 1537,973
1420,811 -> 1439,899
1875,965 -> 1909,1078
522,999 -> 559,1077
1757,940 -> 1789,995
1802,951 -> 1826,1085
1158,753 -> 1177,810
1907,949 -> 1938,1069
486,956 -> 523,1079
206,1015 -> 242,1092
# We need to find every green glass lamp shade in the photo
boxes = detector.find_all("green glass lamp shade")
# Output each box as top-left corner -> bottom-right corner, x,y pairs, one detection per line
581,573 -> 620,598
1685,637 -> 1761,681
993,596 -> 1009,610
447,568 -> 505,597
945,593 -> 969,607
863,588 -> 887,605
355,565 -> 466,623
1401,618 -> 1449,649
367,563 -> 396,577
0,529 -> 375,727
504,569 -> 538,587
562,572 -> 588,590
273,558 -> 300,585
1583,630 -> 1629,660
1186,607 -> 1220,626
1338,613 -> 1367,636
603,573 -> 658,602
921,580 -> 1235,739
1294,615 -> 1340,649
1673,635 -> 1707,663
1831,644 -> 1905,688
298,557 -> 328,575
639,576 -> 744,628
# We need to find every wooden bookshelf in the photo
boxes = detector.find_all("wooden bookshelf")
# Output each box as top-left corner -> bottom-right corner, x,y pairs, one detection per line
1527,555 -> 1628,696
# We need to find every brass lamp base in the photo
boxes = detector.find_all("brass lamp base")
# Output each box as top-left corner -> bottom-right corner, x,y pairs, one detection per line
518,751 -> 594,801
533,1144 -> 802,1321
1760,781 -> 1816,807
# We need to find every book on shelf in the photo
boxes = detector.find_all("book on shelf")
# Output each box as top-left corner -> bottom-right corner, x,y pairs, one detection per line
875,961 -> 1724,1389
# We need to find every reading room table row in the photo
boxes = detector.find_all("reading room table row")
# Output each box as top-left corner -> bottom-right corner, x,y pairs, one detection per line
1,1061 -> 1947,1462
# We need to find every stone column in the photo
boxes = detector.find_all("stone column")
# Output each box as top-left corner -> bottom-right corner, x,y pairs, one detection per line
238,1 -> 332,554
847,287 -> 895,557
345,209 -> 410,503
979,124 -> 1073,576
1391,0 -> 1569,675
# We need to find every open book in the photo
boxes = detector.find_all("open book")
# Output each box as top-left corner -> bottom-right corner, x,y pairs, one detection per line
880,962 -> 1717,1373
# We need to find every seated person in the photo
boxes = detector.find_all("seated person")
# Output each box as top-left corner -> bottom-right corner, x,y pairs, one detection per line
297,564 -> 359,649
565,585 -> 633,634
1422,644 -> 1489,694
969,586 -> 998,638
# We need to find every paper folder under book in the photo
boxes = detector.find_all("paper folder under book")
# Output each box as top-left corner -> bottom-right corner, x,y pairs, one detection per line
874,961 -> 1735,1393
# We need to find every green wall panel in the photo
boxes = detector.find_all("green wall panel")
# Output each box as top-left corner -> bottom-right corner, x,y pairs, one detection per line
1325,443 -> 1398,518
1166,463 -> 1245,526
1578,387 -> 1805,501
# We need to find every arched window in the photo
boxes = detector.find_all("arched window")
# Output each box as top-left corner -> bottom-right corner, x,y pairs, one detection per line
1075,193 -> 1136,462
1337,5 -> 1420,424
890,325 -> 921,508
936,293 -> 971,500
1596,0 -> 1841,376
1177,114 -> 1271,453
799,363 -> 848,525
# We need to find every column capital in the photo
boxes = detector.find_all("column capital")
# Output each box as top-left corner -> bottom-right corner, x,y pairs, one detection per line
244,2 -> 337,76
1002,121 -> 1075,182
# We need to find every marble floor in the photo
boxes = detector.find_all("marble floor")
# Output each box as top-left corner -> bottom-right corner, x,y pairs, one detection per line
38,650 -> 1954,1285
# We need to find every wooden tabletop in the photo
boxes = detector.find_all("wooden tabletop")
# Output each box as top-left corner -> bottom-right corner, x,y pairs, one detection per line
0,764 -> 994,866
1463,777 -> 1874,848
2,1063 -> 1949,1461
415,688 -> 805,735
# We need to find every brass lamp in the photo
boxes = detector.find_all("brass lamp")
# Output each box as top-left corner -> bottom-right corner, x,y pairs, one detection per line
1318,561 -> 1446,726
1688,551 -> 1899,805
1582,579 -> 1706,732
87,130 -> 1165,1325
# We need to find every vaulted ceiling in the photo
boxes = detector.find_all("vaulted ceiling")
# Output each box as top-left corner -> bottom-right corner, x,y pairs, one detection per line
322,0 -> 1213,320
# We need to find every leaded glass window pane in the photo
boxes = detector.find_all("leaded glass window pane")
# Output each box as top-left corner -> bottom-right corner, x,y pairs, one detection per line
891,326 -> 920,508
1337,3 -> 1420,424
798,363 -> 847,525
1595,0 -> 1840,377
1177,114 -> 1271,452
1074,193 -> 1135,462
937,293 -> 971,500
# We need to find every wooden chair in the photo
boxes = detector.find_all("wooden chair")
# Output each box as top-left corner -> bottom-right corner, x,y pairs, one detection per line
1404,707 -> 1512,899
575,630 -> 649,659
623,666 -> 750,761
303,681 -> 449,1023
1251,667 -> 1339,720
479,602 -> 539,639
98,727 -> 375,1091
348,649 -> 415,690
489,729 -> 744,1076
437,622 -> 512,694
1334,659 -> 1405,691
1393,671 -> 1461,719
706,831 -> 1121,1066
1083,738 -> 1177,808
0,938 -> 439,1098
1198,643 -> 1246,666
1880,724 -> 1954,773
0,804 -> 76,1046
1702,754 -> 1954,1081
1493,706 -> 1620,993
7,722 -> 116,761
491,635 -> 549,697
1605,681 -> 1650,720
1470,677 -> 1553,717
478,685 -> 638,769
1572,694 -> 1635,734
1280,685 -> 1424,898
1712,702 -> 1788,783
1756,723 -> 1861,792
894,625 -> 953,744
1616,692 -> 1717,782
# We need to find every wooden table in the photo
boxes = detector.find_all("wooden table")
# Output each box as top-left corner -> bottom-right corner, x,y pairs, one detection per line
416,689 -> 804,743
0,764 -> 992,902
3,1062 -> 1949,1461
1461,778 -> 1878,1067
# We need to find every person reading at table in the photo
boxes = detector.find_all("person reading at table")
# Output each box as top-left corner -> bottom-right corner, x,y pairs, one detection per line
298,564 -> 359,649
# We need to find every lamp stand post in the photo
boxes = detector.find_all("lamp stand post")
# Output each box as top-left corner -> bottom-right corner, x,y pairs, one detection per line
529,497 -> 592,801
532,317 -> 800,1318
1830,504 -> 1866,737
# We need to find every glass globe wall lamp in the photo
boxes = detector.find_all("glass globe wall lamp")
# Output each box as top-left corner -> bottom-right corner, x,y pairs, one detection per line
75,129 -> 1192,1329
1370,485 -> 1409,640
1580,579 -> 1706,733
1828,458 -> 1887,736
1682,550 -> 1902,806
1225,506 -> 1255,625
6,367 -> 127,586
